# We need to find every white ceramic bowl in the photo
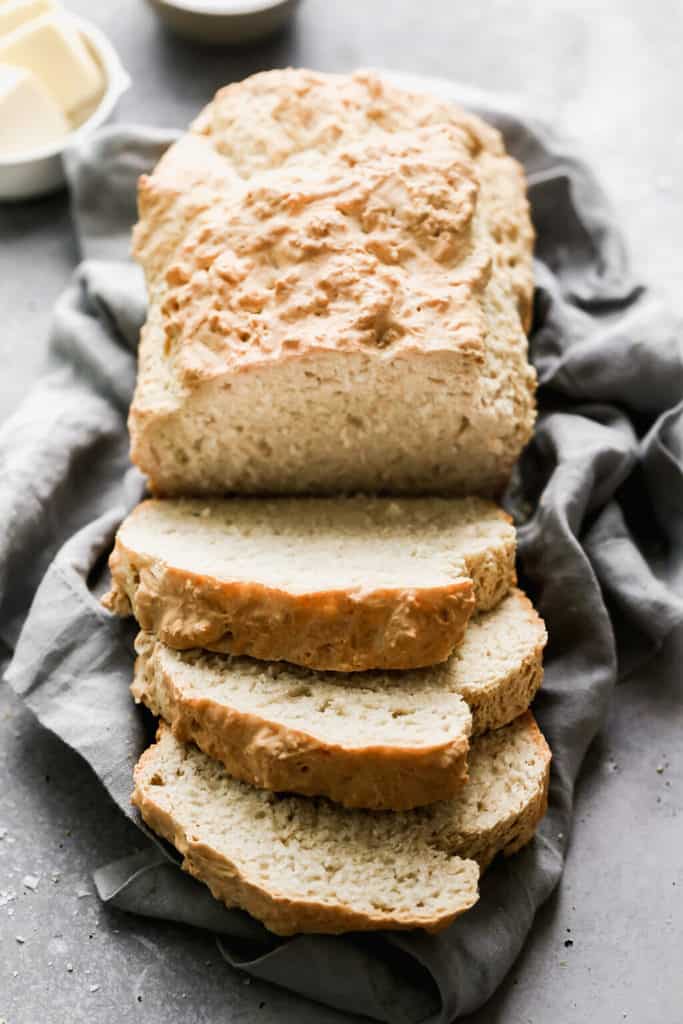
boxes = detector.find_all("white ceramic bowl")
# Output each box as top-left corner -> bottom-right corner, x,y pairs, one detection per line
146,0 -> 300,46
0,16 -> 130,202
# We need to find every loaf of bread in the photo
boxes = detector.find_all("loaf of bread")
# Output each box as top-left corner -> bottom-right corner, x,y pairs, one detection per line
132,713 -> 550,935
103,495 -> 516,672
129,69 -> 535,498
131,589 -> 545,809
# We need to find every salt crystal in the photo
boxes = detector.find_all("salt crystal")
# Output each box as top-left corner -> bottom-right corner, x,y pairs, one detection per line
22,874 -> 40,891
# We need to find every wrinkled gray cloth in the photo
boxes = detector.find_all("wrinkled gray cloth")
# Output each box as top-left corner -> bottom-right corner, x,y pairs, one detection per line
3,73 -> 683,1023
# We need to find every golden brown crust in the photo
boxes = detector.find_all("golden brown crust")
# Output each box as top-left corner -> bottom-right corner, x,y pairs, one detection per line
144,127 -> 491,387
131,639 -> 470,811
106,549 -> 476,672
143,67 -> 532,368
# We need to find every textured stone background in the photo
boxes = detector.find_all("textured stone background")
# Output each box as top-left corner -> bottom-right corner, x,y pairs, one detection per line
1,2 -> 681,1022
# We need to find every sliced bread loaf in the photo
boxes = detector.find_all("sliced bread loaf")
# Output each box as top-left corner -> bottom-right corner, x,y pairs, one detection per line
129,69 -> 536,499
104,495 -> 516,672
131,589 -> 545,809
132,713 -> 550,935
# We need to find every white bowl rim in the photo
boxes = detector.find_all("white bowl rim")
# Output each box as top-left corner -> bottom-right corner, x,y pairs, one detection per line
0,15 -> 131,167
153,0 -> 295,16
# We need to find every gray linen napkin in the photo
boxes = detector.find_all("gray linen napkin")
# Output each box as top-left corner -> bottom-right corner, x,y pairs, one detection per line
2,74 -> 682,1023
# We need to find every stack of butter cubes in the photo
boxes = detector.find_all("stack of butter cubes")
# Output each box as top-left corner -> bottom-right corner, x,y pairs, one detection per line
0,0 -> 104,156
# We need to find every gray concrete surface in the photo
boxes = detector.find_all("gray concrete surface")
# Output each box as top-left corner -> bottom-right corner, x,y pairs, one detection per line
1,1 -> 681,1022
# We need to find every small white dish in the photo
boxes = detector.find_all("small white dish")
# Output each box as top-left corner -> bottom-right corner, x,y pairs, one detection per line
146,0 -> 301,46
0,16 -> 130,202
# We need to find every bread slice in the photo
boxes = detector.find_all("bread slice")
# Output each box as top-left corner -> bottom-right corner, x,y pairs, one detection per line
132,633 -> 473,811
129,69 -> 535,499
131,590 -> 545,810
104,495 -> 516,672
451,588 -> 546,735
132,713 -> 550,935
421,711 -> 550,870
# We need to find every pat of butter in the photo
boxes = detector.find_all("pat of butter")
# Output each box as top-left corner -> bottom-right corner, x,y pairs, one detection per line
0,12 -> 103,120
0,0 -> 57,37
0,63 -> 69,155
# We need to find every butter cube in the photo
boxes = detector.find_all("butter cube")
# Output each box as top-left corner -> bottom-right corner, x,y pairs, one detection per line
0,0 -> 58,37
0,63 -> 69,155
0,12 -> 103,120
